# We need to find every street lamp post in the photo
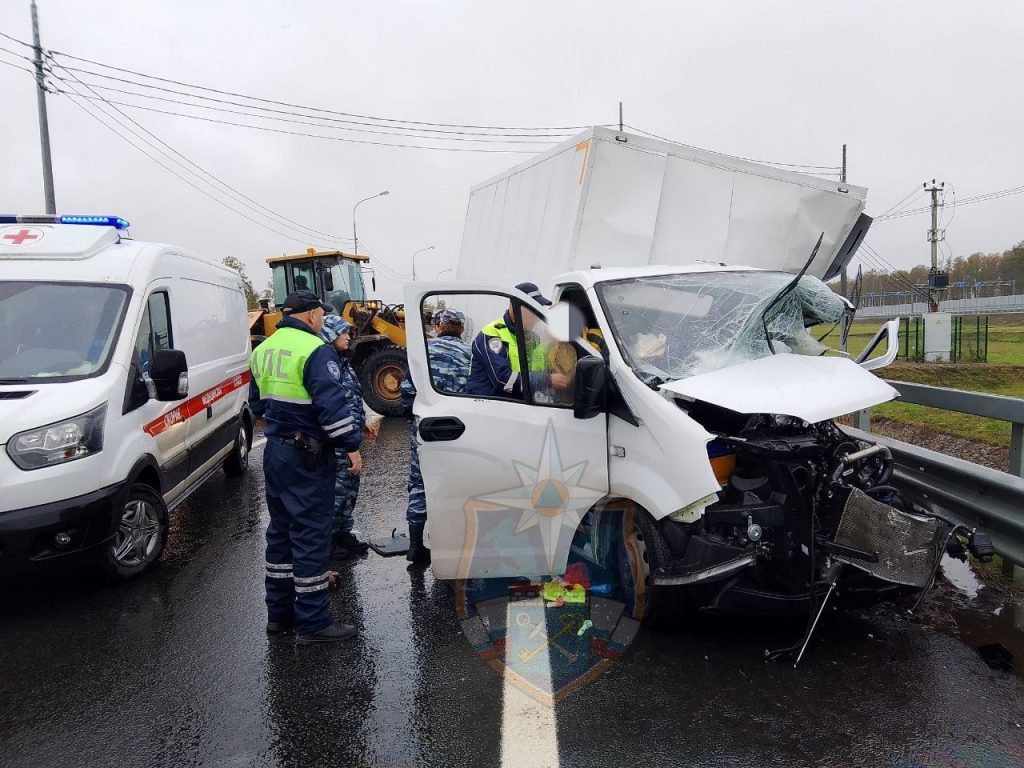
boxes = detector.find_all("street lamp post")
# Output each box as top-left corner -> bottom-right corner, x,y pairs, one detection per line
411,245 -> 436,281
352,190 -> 389,255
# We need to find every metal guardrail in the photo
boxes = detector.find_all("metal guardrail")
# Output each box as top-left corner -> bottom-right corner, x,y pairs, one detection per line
852,380 -> 1024,477
844,427 -> 1024,568
847,379 -> 1024,566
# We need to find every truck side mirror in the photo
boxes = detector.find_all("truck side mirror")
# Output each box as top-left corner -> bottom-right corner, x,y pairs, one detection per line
856,318 -> 900,371
150,349 -> 189,401
573,356 -> 607,419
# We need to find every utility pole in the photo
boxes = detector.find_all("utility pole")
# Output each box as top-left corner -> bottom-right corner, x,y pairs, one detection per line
618,102 -> 623,132
925,179 -> 946,312
31,0 -> 56,213
839,144 -> 849,352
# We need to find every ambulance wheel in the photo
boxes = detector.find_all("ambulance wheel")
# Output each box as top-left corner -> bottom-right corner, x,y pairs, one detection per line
224,419 -> 251,477
619,507 -> 687,628
102,484 -> 168,580
359,345 -> 407,417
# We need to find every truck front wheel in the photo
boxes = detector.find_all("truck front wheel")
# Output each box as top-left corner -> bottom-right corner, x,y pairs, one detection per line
619,506 -> 688,628
358,345 -> 408,417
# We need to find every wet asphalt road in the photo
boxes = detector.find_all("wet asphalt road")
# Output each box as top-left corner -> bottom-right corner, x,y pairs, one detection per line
2,419 -> 1023,768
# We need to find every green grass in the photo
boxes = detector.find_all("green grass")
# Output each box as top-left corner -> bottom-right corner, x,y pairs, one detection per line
815,317 -> 1024,447
871,363 -> 1024,447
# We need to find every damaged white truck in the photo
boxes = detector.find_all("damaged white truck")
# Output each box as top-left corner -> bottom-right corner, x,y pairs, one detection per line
405,128 -> 990,653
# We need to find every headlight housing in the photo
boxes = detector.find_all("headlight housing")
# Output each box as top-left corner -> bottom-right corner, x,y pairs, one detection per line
6,404 -> 106,470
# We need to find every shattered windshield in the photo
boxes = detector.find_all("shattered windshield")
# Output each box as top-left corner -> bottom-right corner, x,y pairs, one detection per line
595,271 -> 847,384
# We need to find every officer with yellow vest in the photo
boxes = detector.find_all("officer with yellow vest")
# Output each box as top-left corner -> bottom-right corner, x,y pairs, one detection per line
467,282 -> 572,398
249,290 -> 362,646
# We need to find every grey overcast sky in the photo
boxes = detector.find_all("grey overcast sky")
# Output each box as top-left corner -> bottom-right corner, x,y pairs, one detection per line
2,0 -> 1022,301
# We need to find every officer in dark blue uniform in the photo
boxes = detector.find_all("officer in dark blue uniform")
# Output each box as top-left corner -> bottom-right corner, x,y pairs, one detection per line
401,309 -> 472,564
250,290 -> 362,646
319,314 -> 371,559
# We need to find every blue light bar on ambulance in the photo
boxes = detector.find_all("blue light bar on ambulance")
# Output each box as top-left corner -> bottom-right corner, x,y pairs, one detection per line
0,214 -> 130,230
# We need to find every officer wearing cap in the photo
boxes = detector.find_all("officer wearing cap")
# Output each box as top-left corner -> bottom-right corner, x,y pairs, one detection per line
249,290 -> 362,646
319,314 -> 371,559
467,282 -> 572,399
401,308 -> 472,564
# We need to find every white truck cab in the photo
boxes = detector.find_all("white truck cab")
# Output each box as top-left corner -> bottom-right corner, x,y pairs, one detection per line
403,264 -> 943,626
0,215 -> 253,579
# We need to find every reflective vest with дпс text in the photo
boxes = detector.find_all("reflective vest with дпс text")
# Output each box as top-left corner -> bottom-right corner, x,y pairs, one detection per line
250,326 -> 325,404
480,320 -> 547,373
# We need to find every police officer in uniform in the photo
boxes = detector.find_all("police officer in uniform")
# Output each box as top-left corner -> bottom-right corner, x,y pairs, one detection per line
250,290 -> 362,646
467,282 -> 572,399
319,314 -> 371,559
401,309 -> 472,564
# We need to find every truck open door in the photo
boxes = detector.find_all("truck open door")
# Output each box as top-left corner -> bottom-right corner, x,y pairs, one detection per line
404,284 -> 610,580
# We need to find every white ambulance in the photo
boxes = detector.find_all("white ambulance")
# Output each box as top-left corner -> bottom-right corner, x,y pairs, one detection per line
0,215 -> 253,579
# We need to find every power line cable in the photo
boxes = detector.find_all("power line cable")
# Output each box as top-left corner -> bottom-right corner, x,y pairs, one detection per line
876,184 -> 928,218
59,83 -> 344,249
856,251 -> 928,301
0,55 -> 33,75
859,242 -> 931,299
353,242 -> 413,280
47,60 -> 356,244
0,43 -> 34,61
0,30 -> 34,49
877,183 -> 1024,221
623,124 -> 842,171
44,45 -> 591,133
47,75 -> 564,146
47,65 -> 573,142
940,183 -> 957,230
46,86 -> 545,154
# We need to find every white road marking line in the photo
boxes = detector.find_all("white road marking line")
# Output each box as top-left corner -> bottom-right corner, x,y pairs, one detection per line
251,436 -> 267,450
500,602 -> 559,768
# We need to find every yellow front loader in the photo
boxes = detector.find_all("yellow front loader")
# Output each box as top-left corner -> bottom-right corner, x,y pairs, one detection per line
249,249 -> 417,416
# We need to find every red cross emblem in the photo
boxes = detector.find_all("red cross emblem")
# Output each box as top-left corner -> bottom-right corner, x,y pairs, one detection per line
1,227 -> 44,246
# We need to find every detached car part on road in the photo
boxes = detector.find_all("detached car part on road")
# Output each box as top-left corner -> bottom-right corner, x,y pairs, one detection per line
0,215 -> 253,579
406,267 -> 983,636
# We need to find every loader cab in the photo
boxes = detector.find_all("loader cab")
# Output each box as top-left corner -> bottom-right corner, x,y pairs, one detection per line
268,250 -> 369,314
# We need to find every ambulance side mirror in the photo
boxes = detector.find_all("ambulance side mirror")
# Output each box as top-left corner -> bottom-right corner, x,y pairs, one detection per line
573,356 -> 607,419
151,349 -> 189,401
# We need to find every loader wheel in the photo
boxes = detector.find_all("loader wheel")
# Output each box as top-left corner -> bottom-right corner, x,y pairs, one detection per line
359,345 -> 408,417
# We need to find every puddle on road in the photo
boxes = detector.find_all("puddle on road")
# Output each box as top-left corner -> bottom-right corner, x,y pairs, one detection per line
919,555 -> 1024,679
940,555 -> 984,599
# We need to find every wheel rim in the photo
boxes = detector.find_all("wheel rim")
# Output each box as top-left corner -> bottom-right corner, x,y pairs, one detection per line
112,499 -> 162,567
373,363 -> 405,404
622,516 -> 650,619
237,426 -> 249,469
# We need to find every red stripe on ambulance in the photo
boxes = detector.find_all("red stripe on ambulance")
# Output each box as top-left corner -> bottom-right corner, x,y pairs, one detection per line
143,371 -> 251,437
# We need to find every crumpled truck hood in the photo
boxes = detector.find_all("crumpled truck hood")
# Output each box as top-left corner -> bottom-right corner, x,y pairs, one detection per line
660,354 -> 899,423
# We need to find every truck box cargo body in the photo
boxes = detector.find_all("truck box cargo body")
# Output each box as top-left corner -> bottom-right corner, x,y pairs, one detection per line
457,127 -> 869,289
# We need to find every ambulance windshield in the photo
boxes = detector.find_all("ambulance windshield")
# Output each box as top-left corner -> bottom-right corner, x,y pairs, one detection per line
596,271 -> 847,384
0,282 -> 130,382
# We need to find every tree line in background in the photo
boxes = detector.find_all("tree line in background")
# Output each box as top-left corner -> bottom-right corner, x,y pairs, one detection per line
843,240 -> 1024,301
221,256 -> 258,308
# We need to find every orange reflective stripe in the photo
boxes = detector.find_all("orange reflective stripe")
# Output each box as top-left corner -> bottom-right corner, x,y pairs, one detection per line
142,371 -> 251,437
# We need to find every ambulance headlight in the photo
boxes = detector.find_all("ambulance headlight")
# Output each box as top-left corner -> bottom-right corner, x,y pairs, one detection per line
6,404 -> 106,470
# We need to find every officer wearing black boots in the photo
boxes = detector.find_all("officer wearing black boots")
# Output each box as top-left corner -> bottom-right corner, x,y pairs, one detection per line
250,290 -> 363,646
